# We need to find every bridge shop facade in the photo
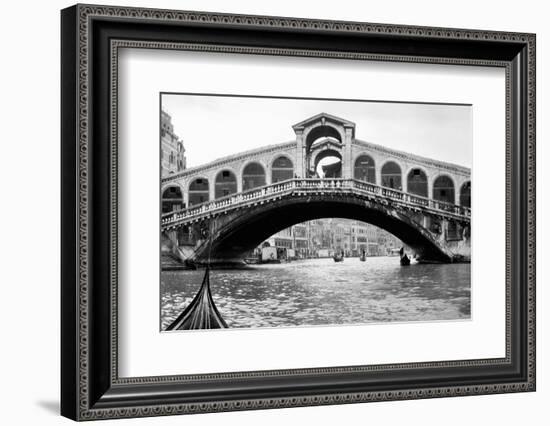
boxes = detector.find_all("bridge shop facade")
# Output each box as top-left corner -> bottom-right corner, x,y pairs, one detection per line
160,113 -> 471,266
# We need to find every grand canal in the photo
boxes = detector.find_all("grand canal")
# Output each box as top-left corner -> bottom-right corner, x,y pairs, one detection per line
160,257 -> 471,331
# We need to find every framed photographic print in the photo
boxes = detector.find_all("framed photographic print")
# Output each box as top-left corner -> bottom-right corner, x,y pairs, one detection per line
61,4 -> 536,421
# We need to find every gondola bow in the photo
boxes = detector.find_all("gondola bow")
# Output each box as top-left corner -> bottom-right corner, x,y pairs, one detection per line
166,267 -> 228,330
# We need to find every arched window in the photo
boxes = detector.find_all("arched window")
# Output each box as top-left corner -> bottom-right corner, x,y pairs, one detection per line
215,170 -> 237,199
407,168 -> 428,197
161,186 -> 184,214
433,175 -> 455,204
188,178 -> 209,207
381,161 -> 402,190
271,156 -> 294,183
460,181 -> 471,207
354,155 -> 376,183
242,162 -> 266,191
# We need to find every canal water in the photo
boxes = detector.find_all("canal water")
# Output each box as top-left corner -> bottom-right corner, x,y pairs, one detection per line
160,257 -> 471,331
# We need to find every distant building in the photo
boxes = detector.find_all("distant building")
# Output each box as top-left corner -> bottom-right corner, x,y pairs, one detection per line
161,110 -> 186,177
352,221 -> 379,256
376,228 -> 403,255
260,218 -> 403,258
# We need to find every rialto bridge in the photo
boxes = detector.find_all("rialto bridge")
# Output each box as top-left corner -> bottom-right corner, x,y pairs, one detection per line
161,113 -> 471,266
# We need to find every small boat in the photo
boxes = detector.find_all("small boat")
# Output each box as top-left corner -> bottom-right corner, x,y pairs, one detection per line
359,250 -> 366,262
333,250 -> 344,262
399,247 -> 411,266
166,267 -> 228,330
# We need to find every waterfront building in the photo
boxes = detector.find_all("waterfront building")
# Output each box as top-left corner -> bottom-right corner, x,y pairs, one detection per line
161,110 -> 187,177
260,218 -> 403,259
376,228 -> 403,255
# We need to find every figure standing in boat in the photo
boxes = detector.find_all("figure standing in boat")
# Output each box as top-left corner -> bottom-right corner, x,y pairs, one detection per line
333,249 -> 345,262
399,246 -> 411,266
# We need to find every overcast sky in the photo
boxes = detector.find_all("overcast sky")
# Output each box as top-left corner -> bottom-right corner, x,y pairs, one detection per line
161,94 -> 472,169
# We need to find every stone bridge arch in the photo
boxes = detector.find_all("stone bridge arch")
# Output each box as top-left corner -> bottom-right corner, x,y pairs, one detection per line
187,194 -> 468,266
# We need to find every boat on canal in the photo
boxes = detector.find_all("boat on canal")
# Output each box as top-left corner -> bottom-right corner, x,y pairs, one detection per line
333,250 -> 345,262
165,266 -> 228,330
399,247 -> 411,266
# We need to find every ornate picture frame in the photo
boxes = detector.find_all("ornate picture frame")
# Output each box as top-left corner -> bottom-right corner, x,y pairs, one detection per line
61,4 -> 535,421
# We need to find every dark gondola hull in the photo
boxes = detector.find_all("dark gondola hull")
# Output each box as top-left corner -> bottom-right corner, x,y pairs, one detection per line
166,268 -> 228,330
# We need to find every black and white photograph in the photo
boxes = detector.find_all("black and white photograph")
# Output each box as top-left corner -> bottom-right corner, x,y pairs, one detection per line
159,94 -> 472,331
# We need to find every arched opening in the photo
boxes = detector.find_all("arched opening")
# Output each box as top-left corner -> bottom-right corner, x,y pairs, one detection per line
460,181 -> 471,207
161,186 -> 184,213
407,168 -> 428,197
314,150 -> 342,178
215,170 -> 237,199
305,125 -> 342,154
188,178 -> 209,207
354,155 -> 376,183
433,175 -> 455,204
381,161 -> 402,190
242,162 -> 266,191
271,156 -> 294,183
193,197 -> 453,264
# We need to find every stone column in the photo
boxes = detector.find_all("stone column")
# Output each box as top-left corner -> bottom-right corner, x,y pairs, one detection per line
236,169 -> 243,193
182,181 -> 189,208
342,127 -> 353,179
209,171 -> 216,201
376,155 -> 383,187
427,172 -> 434,201
295,130 -> 305,178
265,161 -> 272,185
455,177 -> 463,206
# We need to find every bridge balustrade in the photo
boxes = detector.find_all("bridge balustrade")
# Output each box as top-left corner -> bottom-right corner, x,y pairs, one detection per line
161,178 -> 471,227
381,187 -> 406,201
409,194 -> 430,207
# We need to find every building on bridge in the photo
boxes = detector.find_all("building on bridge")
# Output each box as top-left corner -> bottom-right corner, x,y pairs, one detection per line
161,112 -> 471,213
161,112 -> 472,265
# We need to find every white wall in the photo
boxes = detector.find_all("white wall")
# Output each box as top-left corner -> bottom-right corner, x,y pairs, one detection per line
0,0 -> 547,424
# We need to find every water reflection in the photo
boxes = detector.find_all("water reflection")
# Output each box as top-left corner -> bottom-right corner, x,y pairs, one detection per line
161,257 -> 470,330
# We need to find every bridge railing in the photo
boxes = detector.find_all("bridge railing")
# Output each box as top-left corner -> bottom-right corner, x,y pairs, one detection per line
161,178 -> 471,226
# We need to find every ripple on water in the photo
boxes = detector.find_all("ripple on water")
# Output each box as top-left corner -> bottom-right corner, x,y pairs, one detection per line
160,257 -> 471,330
